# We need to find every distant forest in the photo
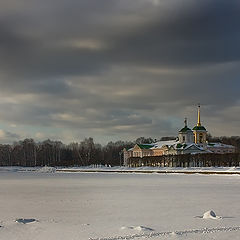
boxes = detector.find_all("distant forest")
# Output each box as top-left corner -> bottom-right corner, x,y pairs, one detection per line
0,135 -> 240,167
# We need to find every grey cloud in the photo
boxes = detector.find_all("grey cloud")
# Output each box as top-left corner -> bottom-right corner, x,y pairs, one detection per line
0,0 -> 239,143
0,129 -> 21,144
1,0 -> 240,81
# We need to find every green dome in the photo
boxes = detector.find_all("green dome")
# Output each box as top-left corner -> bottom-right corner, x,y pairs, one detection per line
179,126 -> 192,132
193,125 -> 206,131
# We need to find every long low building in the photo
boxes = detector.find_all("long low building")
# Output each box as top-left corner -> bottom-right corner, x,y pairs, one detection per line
123,106 -> 235,166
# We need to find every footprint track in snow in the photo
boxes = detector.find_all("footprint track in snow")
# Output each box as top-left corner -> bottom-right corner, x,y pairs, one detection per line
90,226 -> 240,240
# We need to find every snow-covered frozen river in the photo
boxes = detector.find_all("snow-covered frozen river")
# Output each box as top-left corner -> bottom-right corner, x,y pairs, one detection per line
0,171 -> 240,240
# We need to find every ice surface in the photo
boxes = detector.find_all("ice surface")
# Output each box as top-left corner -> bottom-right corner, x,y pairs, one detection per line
0,171 -> 240,240
15,218 -> 38,224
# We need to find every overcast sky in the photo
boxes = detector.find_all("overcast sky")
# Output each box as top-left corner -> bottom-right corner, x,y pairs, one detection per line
0,0 -> 239,144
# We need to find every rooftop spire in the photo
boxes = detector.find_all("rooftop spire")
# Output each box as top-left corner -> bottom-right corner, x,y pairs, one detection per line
197,104 -> 201,126
184,117 -> 187,127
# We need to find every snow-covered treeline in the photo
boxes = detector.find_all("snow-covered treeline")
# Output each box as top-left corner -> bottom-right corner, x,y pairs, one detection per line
0,138 -> 133,167
0,136 -> 239,167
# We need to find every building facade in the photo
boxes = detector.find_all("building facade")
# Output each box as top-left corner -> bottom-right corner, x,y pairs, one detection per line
123,105 -> 235,165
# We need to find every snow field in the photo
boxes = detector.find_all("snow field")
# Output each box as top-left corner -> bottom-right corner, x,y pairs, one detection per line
0,171 -> 240,239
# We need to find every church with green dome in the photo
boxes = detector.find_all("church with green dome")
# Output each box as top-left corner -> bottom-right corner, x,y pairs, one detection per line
178,105 -> 207,145
178,118 -> 194,144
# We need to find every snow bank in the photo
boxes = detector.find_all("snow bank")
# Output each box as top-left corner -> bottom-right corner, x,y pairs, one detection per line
0,167 -> 37,172
203,210 -> 222,219
1,166 -> 240,174
57,166 -> 240,174
38,166 -> 56,173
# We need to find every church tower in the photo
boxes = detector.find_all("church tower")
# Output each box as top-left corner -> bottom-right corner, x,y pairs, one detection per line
192,105 -> 207,145
179,118 -> 194,143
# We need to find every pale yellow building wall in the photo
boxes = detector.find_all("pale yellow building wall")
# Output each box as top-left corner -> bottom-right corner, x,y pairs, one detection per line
193,131 -> 207,144
152,149 -> 164,156
132,145 -> 153,158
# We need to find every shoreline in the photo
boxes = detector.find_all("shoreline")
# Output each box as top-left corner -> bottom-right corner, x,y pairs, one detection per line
56,169 -> 240,175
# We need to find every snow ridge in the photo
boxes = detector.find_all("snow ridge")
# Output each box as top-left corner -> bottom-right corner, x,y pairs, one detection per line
89,226 -> 240,240
202,210 -> 222,219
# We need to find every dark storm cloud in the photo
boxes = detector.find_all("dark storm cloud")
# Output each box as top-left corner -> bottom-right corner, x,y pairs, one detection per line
0,0 -> 239,143
113,1 -> 240,66
0,0 -> 238,80
0,21 -> 107,80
